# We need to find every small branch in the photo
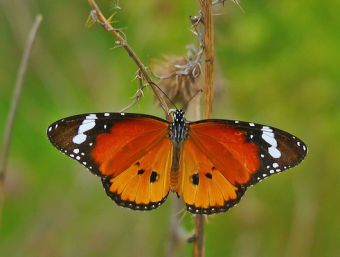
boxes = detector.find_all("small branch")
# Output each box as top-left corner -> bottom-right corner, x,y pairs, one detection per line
87,0 -> 169,113
200,0 -> 215,119
120,71 -> 146,112
0,14 -> 43,225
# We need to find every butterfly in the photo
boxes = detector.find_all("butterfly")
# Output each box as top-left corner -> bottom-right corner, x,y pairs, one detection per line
47,110 -> 307,214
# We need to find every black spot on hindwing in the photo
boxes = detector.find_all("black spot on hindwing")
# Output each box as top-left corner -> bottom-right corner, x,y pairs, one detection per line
191,173 -> 199,185
150,171 -> 159,183
137,169 -> 145,175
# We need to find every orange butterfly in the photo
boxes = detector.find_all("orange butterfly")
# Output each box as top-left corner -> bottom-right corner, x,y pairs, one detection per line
47,110 -> 307,214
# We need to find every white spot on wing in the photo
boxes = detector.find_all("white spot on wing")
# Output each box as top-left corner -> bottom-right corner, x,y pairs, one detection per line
268,146 -> 281,158
261,126 -> 281,158
249,123 -> 255,127
86,114 -> 97,119
262,126 -> 273,132
273,163 -> 279,168
73,149 -> 80,154
78,121 -> 96,134
73,114 -> 98,144
104,113 -> 110,116
262,132 -> 277,147
48,127 -> 52,132
73,134 -> 87,144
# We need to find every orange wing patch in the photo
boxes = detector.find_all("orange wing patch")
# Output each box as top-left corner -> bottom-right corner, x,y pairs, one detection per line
102,139 -> 172,210
92,118 -> 168,177
189,123 -> 260,185
176,140 -> 245,214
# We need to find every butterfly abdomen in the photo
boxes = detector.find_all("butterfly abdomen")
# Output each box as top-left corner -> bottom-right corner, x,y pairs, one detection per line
170,172 -> 179,191
170,143 -> 182,191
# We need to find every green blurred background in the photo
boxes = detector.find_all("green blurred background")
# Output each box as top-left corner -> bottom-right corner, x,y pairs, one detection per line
1,0 -> 339,256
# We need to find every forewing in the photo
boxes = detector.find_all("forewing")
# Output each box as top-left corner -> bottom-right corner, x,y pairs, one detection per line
178,119 -> 307,214
47,112 -> 171,209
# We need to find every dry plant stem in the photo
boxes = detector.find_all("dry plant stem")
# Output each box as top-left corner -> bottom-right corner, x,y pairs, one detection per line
120,71 -> 146,112
0,14 -> 43,225
88,0 -> 169,113
200,0 -> 215,119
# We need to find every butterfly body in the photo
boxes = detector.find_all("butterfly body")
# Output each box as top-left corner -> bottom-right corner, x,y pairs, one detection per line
168,110 -> 188,190
47,110 -> 307,214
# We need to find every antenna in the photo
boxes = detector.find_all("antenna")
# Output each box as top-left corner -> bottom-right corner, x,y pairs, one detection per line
189,89 -> 203,103
182,89 -> 203,111
150,82 -> 178,110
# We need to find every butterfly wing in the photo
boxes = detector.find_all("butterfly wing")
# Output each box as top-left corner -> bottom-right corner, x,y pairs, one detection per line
177,119 -> 307,214
47,112 -> 172,210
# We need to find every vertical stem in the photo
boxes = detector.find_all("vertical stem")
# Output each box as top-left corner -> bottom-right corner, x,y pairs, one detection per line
0,15 -> 43,225
200,0 -> 215,119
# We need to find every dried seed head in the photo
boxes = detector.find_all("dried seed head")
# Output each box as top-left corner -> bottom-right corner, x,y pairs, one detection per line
152,47 -> 202,108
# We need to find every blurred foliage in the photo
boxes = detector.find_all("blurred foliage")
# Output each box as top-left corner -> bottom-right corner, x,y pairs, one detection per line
1,0 -> 339,257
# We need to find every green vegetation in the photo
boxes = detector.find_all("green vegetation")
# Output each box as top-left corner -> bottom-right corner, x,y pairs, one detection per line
1,0 -> 339,256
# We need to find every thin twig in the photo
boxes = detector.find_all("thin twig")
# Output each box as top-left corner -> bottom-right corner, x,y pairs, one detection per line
0,14 -> 43,225
120,71 -> 146,112
87,0 -> 169,113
